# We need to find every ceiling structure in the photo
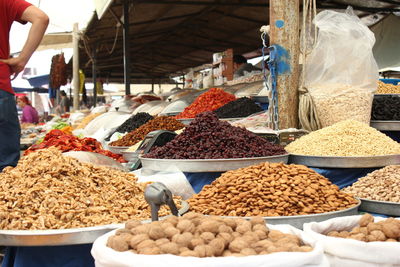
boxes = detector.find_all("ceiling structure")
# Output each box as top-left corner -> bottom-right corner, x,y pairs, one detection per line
76,0 -> 400,84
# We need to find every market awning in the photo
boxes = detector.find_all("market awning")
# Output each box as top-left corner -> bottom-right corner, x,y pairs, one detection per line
76,0 -> 400,83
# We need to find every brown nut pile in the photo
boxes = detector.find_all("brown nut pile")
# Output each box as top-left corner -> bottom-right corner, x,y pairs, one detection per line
110,116 -> 184,147
326,214 -> 400,242
342,165 -> 400,202
377,81 -> 400,94
0,148 -> 180,230
188,162 -> 358,217
107,212 -> 313,256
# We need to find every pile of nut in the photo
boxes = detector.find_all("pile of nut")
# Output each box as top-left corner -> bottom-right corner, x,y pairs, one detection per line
0,148 -> 180,230
188,162 -> 358,217
310,85 -> 373,127
326,214 -> 400,242
107,213 -> 313,256
110,116 -> 184,147
285,119 -> 400,156
342,165 -> 400,202
376,81 -> 400,94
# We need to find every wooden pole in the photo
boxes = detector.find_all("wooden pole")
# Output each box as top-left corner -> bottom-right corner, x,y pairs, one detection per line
72,23 -> 80,111
123,0 -> 131,95
270,0 -> 300,129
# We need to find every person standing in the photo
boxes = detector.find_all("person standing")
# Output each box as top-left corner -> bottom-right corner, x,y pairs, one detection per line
0,0 -> 49,171
17,95 -> 39,124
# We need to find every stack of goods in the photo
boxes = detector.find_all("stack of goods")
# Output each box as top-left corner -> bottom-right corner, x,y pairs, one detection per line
188,162 -> 357,217
175,88 -> 235,119
376,81 -> 400,94
74,113 -> 102,130
109,116 -> 184,147
214,97 -> 262,119
285,120 -> 400,156
0,148 -> 180,230
342,165 -> 400,202
49,53 -> 67,89
371,95 -> 400,120
107,213 -> 312,255
25,129 -> 126,163
145,112 -> 286,159
107,112 -> 153,138
326,214 -> 400,242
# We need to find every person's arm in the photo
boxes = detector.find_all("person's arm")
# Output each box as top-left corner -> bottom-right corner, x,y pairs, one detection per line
0,6 -> 49,79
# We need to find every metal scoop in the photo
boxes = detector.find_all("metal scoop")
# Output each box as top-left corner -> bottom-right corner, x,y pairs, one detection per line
144,182 -> 179,221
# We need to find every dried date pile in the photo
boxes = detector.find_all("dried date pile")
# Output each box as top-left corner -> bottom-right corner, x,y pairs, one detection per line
326,214 -> 400,242
145,112 -> 286,159
371,95 -> 400,120
107,213 -> 313,256
214,97 -> 262,118
110,116 -> 184,147
0,148 -> 179,230
188,162 -> 358,217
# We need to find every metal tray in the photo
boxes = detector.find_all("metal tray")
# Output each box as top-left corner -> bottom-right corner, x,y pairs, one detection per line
220,200 -> 360,229
359,198 -> 400,216
140,154 -> 289,172
370,120 -> 400,131
122,151 -> 140,162
177,118 -> 194,125
289,154 -> 400,168
0,201 -> 189,246
107,145 -> 130,155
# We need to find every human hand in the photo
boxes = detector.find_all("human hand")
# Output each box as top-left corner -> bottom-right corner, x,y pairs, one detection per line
0,57 -> 28,80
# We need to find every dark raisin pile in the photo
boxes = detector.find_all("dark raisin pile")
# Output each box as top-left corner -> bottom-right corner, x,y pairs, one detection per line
372,96 -> 400,120
144,111 -> 286,159
214,97 -> 263,118
107,112 -> 154,139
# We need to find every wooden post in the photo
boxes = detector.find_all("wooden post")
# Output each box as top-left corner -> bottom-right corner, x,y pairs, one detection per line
72,23 -> 80,112
270,0 -> 300,129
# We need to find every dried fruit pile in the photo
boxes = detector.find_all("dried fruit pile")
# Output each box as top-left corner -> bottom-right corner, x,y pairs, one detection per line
107,213 -> 313,256
214,97 -> 262,118
285,120 -> 400,156
25,129 -> 125,162
145,112 -> 286,159
376,81 -> 400,94
110,116 -> 184,147
175,88 -> 235,119
0,148 -> 179,230
342,165 -> 400,202
188,162 -> 358,217
372,95 -> 400,120
326,214 -> 400,242
108,112 -> 154,137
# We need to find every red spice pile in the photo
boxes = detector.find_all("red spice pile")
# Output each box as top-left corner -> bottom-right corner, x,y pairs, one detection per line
175,88 -> 235,119
25,129 -> 126,163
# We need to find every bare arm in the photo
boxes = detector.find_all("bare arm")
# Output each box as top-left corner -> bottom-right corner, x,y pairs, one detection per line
0,6 -> 49,79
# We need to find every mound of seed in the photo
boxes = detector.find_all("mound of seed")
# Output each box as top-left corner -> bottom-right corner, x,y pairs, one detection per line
188,162 -> 358,217
110,116 -> 184,147
285,120 -> 400,156
145,112 -> 286,159
343,165 -> 400,202
372,96 -> 400,120
112,112 -> 154,135
214,97 -> 263,118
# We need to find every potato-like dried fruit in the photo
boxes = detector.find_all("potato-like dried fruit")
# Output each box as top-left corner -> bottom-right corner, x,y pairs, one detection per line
209,238 -> 225,256
235,220 -> 252,234
250,217 -> 265,226
218,225 -> 233,234
125,220 -> 142,230
229,238 -> 249,253
182,212 -> 202,220
189,238 -> 204,250
176,219 -> 195,233
359,214 -> 374,227
180,250 -> 199,257
174,232 -> 193,247
240,248 -> 257,256
148,225 -> 165,240
115,228 -> 132,236
198,220 -> 220,234
131,224 -> 150,235
160,242 -> 180,255
367,222 -> 382,232
217,232 -> 233,247
200,232 -> 215,243
137,239 -> 155,250
109,235 -> 130,252
155,238 -> 170,246
129,234 -> 149,249
137,247 -> 161,255
253,224 -> 269,234
164,226 -> 180,239
382,223 -> 400,239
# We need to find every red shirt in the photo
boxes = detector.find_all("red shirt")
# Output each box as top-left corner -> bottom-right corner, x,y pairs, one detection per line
0,0 -> 31,94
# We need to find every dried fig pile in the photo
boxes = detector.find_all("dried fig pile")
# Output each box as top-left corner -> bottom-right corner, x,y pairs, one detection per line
107,213 -> 313,256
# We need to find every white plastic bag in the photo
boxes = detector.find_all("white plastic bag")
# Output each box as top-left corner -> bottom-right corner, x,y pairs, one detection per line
91,224 -> 328,267
305,7 -> 379,127
304,215 -> 400,267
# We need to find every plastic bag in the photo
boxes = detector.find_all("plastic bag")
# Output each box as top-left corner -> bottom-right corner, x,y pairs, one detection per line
305,7 -> 379,127
304,215 -> 400,267
92,224 -> 328,267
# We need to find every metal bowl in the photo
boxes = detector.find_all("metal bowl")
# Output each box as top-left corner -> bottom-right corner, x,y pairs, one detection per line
107,145 -> 130,155
122,151 -> 141,162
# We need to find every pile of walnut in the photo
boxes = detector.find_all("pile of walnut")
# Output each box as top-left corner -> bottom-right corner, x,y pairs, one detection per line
188,162 -> 358,217
326,214 -> 400,242
107,213 -> 313,257
0,148 -> 180,230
